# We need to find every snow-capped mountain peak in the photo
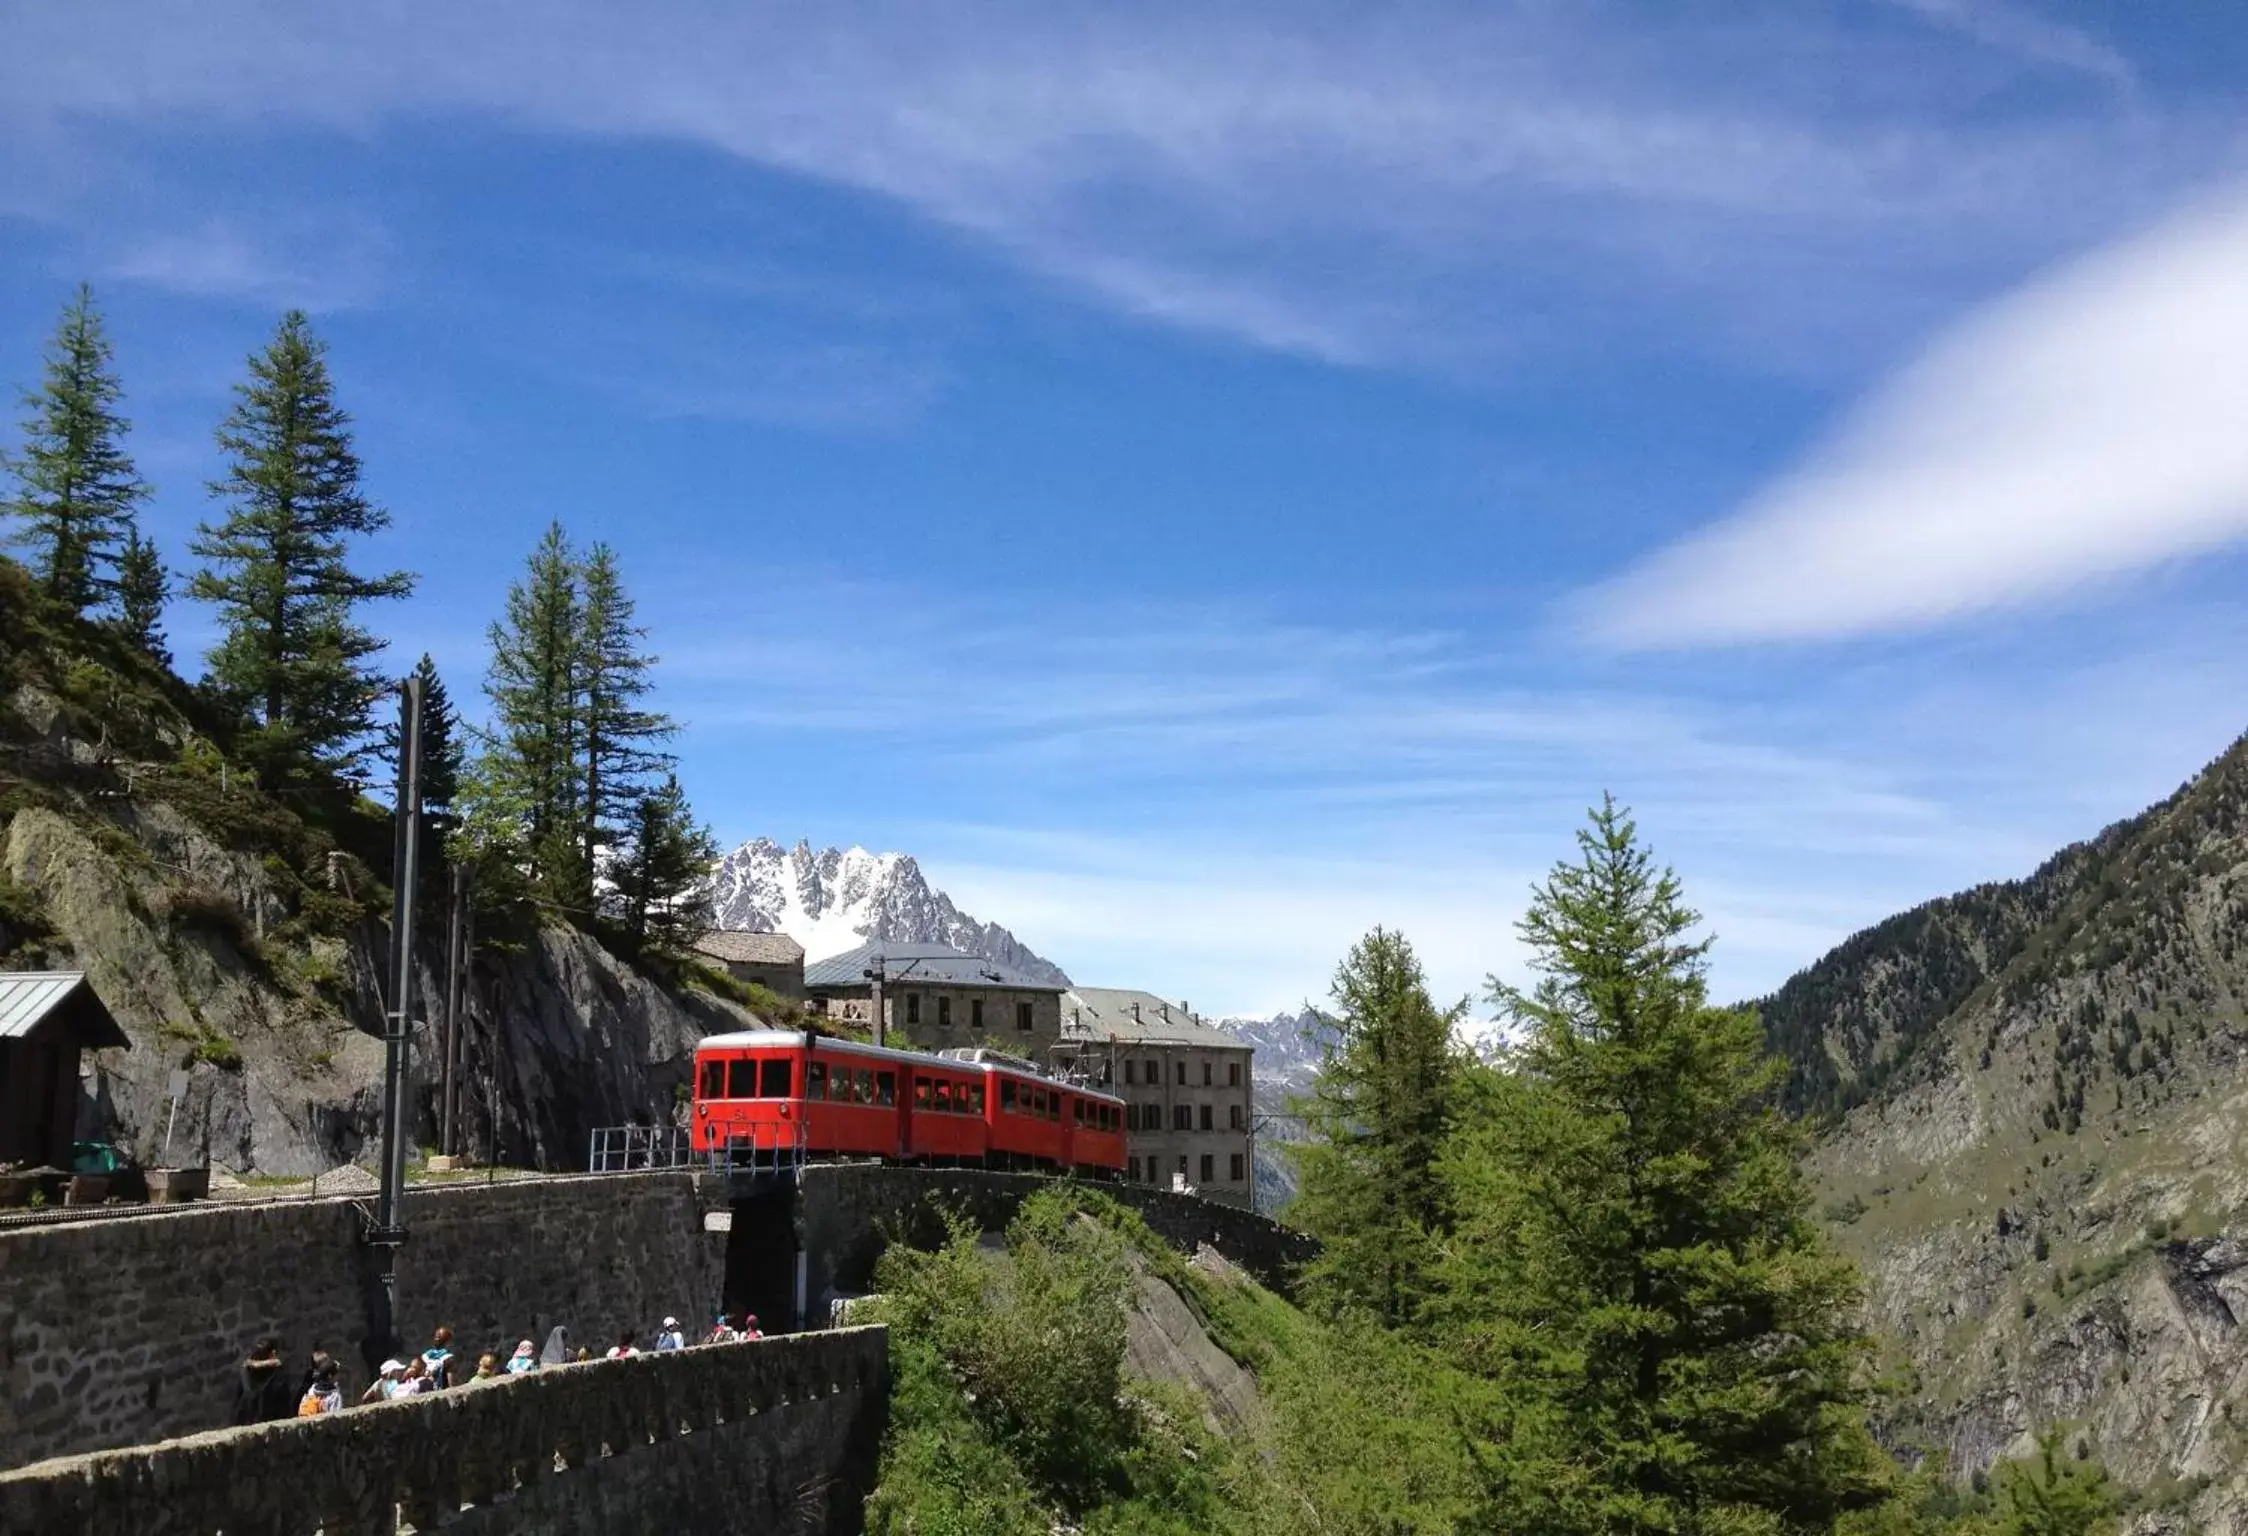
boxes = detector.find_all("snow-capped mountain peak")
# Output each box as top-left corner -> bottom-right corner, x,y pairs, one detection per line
707,838 -> 1070,987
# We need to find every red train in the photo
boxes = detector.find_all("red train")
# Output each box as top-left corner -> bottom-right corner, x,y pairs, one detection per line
691,1029 -> 1128,1176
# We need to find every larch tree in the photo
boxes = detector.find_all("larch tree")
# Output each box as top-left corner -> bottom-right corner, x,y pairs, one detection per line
113,527 -> 170,665
1287,926 -> 1461,1331
609,773 -> 717,950
466,522 -> 587,910
1443,795 -> 1888,1534
189,310 -> 412,786
4,285 -> 148,615
576,541 -> 673,883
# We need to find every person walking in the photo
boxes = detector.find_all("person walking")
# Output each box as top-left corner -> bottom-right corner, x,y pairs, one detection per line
361,1360 -> 406,1405
655,1316 -> 686,1352
233,1338 -> 294,1424
297,1360 -> 343,1417
739,1313 -> 762,1340
505,1338 -> 539,1374
606,1330 -> 639,1359
538,1326 -> 570,1367
472,1352 -> 501,1382
705,1314 -> 737,1345
420,1326 -> 457,1389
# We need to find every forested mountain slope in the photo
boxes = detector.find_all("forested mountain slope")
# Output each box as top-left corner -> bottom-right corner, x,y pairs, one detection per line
1768,729 -> 2248,1530
0,558 -> 761,1173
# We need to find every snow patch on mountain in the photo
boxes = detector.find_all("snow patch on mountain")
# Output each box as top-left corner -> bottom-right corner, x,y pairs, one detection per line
707,838 -> 1071,987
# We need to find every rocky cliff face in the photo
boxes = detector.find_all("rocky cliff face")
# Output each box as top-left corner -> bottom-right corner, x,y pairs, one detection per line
1774,731 -> 2248,1529
708,836 -> 1069,985
2,794 -> 760,1176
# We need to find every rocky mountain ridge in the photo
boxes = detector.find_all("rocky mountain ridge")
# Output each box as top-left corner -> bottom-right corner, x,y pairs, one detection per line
1768,729 -> 2248,1531
707,837 -> 1070,986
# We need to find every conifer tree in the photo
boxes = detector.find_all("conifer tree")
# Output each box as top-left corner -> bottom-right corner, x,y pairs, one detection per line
466,522 -> 587,910
189,311 -> 412,785
4,285 -> 147,614
1442,795 -> 1887,1533
1995,1432 -> 2116,1536
1288,928 -> 1461,1329
576,541 -> 673,879
381,653 -> 464,877
113,528 -> 170,664
609,773 -> 717,949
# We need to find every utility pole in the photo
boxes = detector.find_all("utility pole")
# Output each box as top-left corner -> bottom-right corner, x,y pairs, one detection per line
369,672 -> 424,1361
439,863 -> 468,1159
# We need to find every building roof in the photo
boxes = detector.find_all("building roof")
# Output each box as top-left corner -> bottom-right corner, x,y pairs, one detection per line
0,972 -> 132,1050
691,930 -> 806,967
803,940 -> 1062,994
1060,988 -> 1247,1051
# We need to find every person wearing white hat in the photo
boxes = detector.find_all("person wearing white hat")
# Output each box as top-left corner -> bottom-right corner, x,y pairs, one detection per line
655,1316 -> 686,1352
359,1359 -> 406,1405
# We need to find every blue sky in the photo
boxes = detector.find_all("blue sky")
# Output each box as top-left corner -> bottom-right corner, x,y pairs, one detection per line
5,2 -> 2248,1016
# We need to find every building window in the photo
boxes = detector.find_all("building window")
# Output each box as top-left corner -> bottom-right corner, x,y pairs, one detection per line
905,993 -> 921,1025
1122,1059 -> 1135,1086
1230,1154 -> 1245,1182
1198,1103 -> 1212,1131
1173,1104 -> 1192,1132
1199,1154 -> 1215,1185
1129,1156 -> 1141,1182
938,996 -> 952,1029
1017,1001 -> 1034,1031
1176,1155 -> 1188,1184
1202,1061 -> 1212,1087
971,998 -> 984,1031
1175,1060 -> 1186,1086
1228,1062 -> 1241,1088
1229,1104 -> 1243,1130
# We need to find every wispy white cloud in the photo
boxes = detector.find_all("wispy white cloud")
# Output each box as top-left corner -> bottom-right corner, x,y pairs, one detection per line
103,215 -> 386,311
0,2 -> 2225,370
1882,0 -> 2136,91
1574,185 -> 2248,647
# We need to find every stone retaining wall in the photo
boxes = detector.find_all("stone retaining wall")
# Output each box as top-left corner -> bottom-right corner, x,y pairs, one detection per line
793,1165 -> 1315,1310
0,1327 -> 888,1536
0,1174 -> 723,1470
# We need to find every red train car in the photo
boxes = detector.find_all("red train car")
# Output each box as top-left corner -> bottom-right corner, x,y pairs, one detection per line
692,1030 -> 1127,1176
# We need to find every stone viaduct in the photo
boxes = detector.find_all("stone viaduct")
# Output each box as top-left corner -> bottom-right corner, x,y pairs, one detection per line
0,1165 -> 1314,1533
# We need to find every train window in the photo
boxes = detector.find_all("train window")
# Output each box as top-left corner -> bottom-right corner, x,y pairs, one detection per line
933,1080 -> 951,1113
727,1058 -> 757,1098
761,1058 -> 791,1098
971,999 -> 984,1031
852,1068 -> 869,1103
938,996 -> 952,1029
877,1071 -> 896,1106
969,1082 -> 986,1115
1001,1079 -> 1017,1112
1050,1092 -> 1062,1123
1017,1001 -> 1033,1031
915,1077 -> 931,1109
1073,1098 -> 1084,1125
807,1062 -> 827,1100
1228,1062 -> 1241,1088
699,1059 -> 724,1100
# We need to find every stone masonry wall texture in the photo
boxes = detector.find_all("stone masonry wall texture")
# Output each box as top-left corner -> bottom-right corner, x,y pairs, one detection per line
0,1173 -> 724,1471
0,1326 -> 888,1536
793,1164 -> 1316,1309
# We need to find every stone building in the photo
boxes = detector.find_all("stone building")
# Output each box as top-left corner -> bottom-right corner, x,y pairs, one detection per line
1053,988 -> 1255,1209
689,930 -> 807,1000
0,971 -> 130,1170
804,941 -> 1064,1054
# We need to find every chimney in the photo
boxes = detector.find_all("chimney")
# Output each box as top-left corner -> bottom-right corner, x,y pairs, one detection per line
1132,1002 -> 1141,1024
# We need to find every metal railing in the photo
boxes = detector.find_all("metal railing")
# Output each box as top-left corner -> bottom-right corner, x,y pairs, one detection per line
585,1123 -> 808,1177
587,1125 -> 692,1172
